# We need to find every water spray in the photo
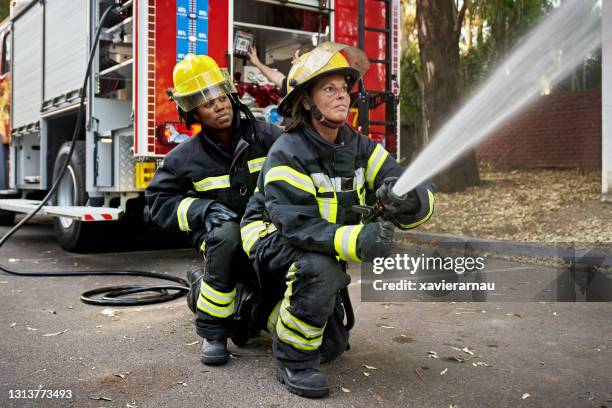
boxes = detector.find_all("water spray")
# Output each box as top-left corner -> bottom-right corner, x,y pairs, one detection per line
393,0 -> 603,197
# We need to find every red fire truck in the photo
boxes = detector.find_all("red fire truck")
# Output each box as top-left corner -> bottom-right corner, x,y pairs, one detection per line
0,0 -> 399,250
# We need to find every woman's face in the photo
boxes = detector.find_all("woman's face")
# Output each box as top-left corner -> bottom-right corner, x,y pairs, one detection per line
308,74 -> 350,123
193,94 -> 233,130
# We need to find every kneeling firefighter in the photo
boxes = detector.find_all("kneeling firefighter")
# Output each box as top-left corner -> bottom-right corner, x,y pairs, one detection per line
145,54 -> 282,365
240,42 -> 435,398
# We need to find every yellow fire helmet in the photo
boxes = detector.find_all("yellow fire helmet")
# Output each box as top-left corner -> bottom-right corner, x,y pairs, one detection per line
277,42 -> 370,117
171,54 -> 237,112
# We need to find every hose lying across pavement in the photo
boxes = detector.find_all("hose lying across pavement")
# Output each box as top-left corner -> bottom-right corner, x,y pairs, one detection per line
0,3 -> 189,307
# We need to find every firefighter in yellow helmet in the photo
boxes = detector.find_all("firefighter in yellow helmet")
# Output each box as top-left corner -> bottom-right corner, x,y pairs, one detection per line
145,54 -> 282,365
240,42 -> 435,397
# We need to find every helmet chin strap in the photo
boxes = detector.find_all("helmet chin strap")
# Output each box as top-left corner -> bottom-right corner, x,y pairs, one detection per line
303,93 -> 345,129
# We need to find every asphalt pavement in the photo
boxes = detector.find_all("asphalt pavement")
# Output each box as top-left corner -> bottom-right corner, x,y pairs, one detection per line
1,221 -> 611,407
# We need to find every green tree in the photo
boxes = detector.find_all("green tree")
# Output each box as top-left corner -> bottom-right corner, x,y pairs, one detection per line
0,0 -> 9,22
416,0 -> 479,193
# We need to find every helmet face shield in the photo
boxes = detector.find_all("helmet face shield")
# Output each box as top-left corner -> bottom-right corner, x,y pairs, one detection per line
172,68 -> 237,112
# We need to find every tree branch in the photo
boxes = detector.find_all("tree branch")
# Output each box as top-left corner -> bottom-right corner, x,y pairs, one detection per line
454,0 -> 469,39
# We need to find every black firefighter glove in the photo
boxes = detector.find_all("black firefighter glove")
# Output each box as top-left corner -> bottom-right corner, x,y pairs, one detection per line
376,177 -> 421,222
203,202 -> 238,233
356,221 -> 395,263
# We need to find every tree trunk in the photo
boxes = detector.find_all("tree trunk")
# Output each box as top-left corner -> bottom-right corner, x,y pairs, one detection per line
416,0 -> 480,192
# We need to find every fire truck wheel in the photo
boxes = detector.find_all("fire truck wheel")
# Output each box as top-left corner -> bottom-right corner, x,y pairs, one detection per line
52,141 -> 97,252
0,210 -> 15,226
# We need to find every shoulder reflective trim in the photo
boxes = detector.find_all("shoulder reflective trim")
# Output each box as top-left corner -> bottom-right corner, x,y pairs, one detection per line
366,144 -> 390,190
399,190 -> 435,229
197,296 -> 236,318
264,166 -> 316,196
177,197 -> 197,232
241,220 -> 277,256
200,240 -> 206,253
280,299 -> 325,338
275,319 -> 322,351
200,281 -> 236,305
247,157 -> 266,173
334,224 -> 364,262
254,186 -> 259,193
193,175 -> 231,192
267,300 -> 282,333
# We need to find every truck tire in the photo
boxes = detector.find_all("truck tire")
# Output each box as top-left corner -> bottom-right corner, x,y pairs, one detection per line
53,141 -> 98,252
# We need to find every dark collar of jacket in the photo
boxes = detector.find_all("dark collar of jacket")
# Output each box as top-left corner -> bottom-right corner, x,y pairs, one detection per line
197,118 -> 253,163
297,123 -> 360,178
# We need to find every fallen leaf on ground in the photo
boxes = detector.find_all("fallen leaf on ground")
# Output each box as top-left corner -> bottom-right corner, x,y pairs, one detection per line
507,313 -> 523,318
126,403 -> 137,408
552,312 -> 558,316
427,351 -> 439,359
373,394 -> 384,402
380,325 -> 395,329
363,372 -> 371,377
363,364 -> 377,370
114,372 -> 131,379
43,330 -> 68,337
448,357 -> 464,363
26,327 -> 37,331
461,347 -> 474,356
341,387 -> 351,393
8,258 -> 19,263
440,368 -> 448,375
185,341 -> 199,346
9,322 -> 16,328
544,375 -> 560,382
102,308 -> 119,317
177,382 -> 188,386
472,361 -> 490,367
89,396 -> 112,401
522,393 -> 530,399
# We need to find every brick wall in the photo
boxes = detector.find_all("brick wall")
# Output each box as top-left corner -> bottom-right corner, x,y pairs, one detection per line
476,90 -> 601,169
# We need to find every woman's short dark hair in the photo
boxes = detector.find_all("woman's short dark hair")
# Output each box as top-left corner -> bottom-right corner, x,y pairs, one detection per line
284,96 -> 311,133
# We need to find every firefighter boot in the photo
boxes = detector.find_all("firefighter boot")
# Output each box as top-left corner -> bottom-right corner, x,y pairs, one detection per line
186,267 -> 204,314
277,364 -> 330,398
200,339 -> 229,365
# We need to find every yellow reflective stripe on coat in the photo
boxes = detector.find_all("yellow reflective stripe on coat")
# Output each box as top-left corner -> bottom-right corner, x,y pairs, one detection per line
316,196 -> 338,223
177,197 -> 197,232
334,224 -> 364,262
193,175 -> 231,192
240,220 -> 277,256
264,166 -> 316,196
267,300 -> 282,333
200,281 -> 236,305
247,157 -> 266,173
399,190 -> 435,229
197,296 -> 236,318
365,144 -> 389,190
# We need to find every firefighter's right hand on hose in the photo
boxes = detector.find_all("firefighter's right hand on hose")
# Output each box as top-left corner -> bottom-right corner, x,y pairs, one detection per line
356,221 -> 395,262
203,202 -> 238,232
